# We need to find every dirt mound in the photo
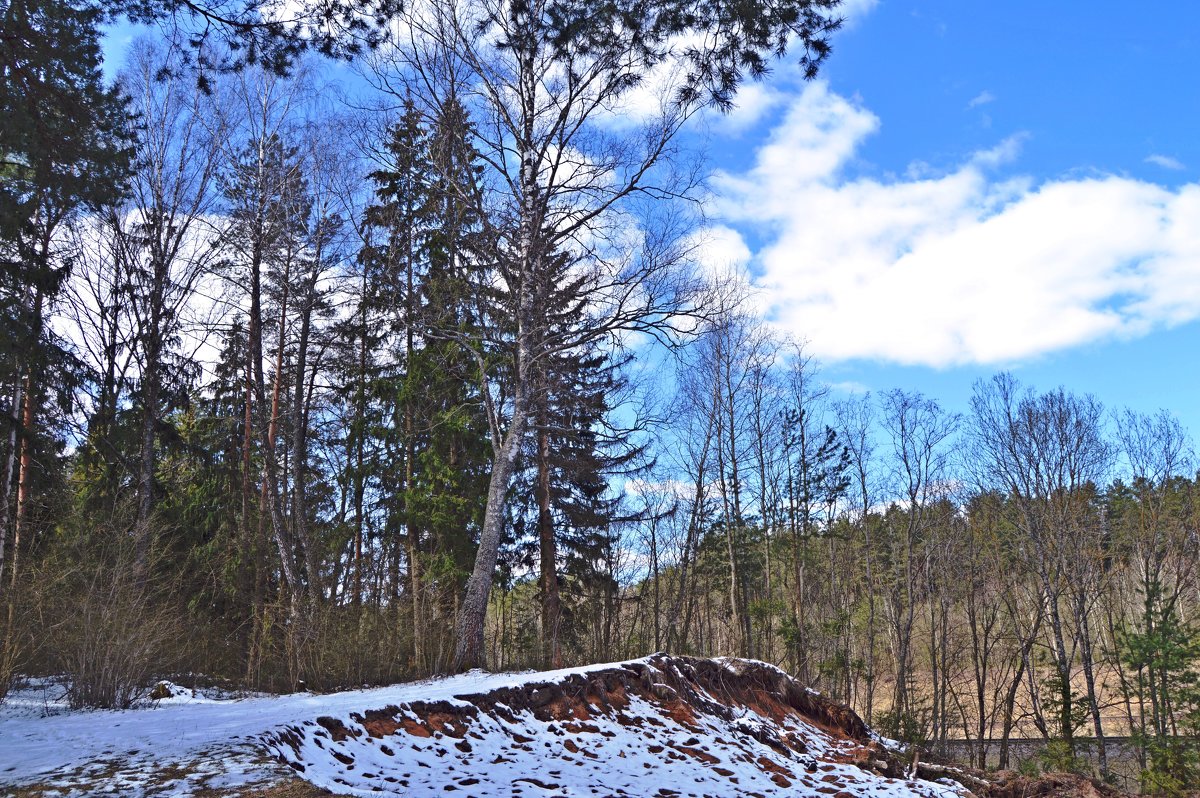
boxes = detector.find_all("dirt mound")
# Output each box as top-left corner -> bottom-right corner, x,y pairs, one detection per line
261,654 -> 968,798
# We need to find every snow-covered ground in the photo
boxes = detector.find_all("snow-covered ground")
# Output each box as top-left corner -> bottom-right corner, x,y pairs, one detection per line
0,658 -> 968,798
0,661 -> 646,795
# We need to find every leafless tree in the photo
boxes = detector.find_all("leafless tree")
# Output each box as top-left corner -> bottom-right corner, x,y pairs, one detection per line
111,39 -> 229,564
878,389 -> 959,727
968,373 -> 1112,767
833,393 -> 878,721
375,0 -> 724,671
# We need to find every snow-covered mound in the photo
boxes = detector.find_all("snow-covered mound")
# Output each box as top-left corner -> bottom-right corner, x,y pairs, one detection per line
1,656 -> 976,797
263,654 -> 967,798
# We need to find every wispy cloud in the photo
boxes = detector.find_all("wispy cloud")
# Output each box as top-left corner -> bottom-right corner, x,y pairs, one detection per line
840,0 -> 880,27
1145,153 -> 1186,171
825,380 -> 871,395
714,83 -> 1200,368
967,90 -> 995,109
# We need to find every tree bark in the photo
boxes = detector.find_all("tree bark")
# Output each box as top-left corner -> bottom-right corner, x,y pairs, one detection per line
134,250 -> 166,569
291,259 -> 318,608
537,414 -> 562,669
0,378 -> 23,605
452,399 -> 528,671
4,365 -> 36,648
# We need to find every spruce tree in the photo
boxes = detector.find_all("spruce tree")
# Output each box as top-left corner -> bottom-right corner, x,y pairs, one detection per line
358,99 -> 491,672
509,248 -> 649,668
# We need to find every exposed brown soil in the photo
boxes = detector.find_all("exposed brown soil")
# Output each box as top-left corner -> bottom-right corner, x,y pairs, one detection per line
260,654 -> 1141,798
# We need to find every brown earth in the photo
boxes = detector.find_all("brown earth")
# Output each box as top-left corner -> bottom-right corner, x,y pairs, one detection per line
265,653 -> 1140,798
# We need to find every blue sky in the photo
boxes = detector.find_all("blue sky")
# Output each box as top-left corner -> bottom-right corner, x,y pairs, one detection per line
695,0 -> 1200,435
101,1 -> 1200,438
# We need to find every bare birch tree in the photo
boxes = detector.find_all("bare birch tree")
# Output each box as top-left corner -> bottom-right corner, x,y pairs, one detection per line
376,0 -> 841,671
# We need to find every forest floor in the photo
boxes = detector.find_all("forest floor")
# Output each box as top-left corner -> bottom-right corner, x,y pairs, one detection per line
0,656 -> 1118,798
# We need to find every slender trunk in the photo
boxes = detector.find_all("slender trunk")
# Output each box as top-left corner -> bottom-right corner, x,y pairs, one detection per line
243,352 -> 263,686
665,426 -> 712,653
649,516 -> 660,651
999,611 -> 1042,770
405,401 -> 420,668
720,355 -> 752,657
537,409 -> 562,669
354,287 -> 367,606
453,43 -> 538,671
265,274 -> 310,610
968,590 -> 991,768
861,504 -> 876,725
928,593 -> 941,745
244,166 -> 271,682
1046,591 -> 1075,751
1076,594 -> 1107,775
5,368 -> 36,646
291,267 -> 316,608
0,379 -> 23,601
135,266 -> 163,567
452,400 -> 529,671
4,278 -> 43,656
241,350 -> 256,550
404,238 -> 421,668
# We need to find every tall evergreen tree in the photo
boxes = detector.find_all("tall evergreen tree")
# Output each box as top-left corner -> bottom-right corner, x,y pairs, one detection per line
357,98 -> 491,673
0,0 -> 131,690
383,0 -> 843,671
222,129 -> 316,676
510,249 -> 650,668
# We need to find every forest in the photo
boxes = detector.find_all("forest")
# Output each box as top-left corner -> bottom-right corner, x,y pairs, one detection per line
2,0 -> 1198,794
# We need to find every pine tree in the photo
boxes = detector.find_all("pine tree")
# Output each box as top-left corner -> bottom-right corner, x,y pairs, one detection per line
0,0 -> 131,692
222,129 -> 317,679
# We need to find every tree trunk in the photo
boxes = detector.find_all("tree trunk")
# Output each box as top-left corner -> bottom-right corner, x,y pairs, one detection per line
453,41 -> 539,671
0,378 -> 23,605
263,274 -> 308,616
354,286 -> 367,607
135,240 -> 168,569
404,235 -> 422,669
1076,592 -> 1107,775
452,401 -> 528,672
405,400 -> 421,669
135,329 -> 160,567
537,415 -> 562,669
291,264 -> 317,608
4,367 -> 36,647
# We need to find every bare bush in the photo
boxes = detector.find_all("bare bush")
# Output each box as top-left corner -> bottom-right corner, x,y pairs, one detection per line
50,546 -> 182,709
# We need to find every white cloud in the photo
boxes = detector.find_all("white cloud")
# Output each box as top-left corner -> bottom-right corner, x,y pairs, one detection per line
703,81 -> 787,134
825,380 -> 871,395
714,82 -> 1200,368
969,132 -> 1028,168
967,90 -> 996,109
691,224 -> 752,274
840,0 -> 880,28
1145,153 -> 1186,171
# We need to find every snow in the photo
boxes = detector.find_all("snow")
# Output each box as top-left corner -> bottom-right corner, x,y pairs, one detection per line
0,660 -> 649,795
0,658 -> 967,798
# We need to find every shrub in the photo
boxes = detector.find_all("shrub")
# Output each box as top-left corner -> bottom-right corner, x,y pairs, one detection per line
51,546 -> 182,709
